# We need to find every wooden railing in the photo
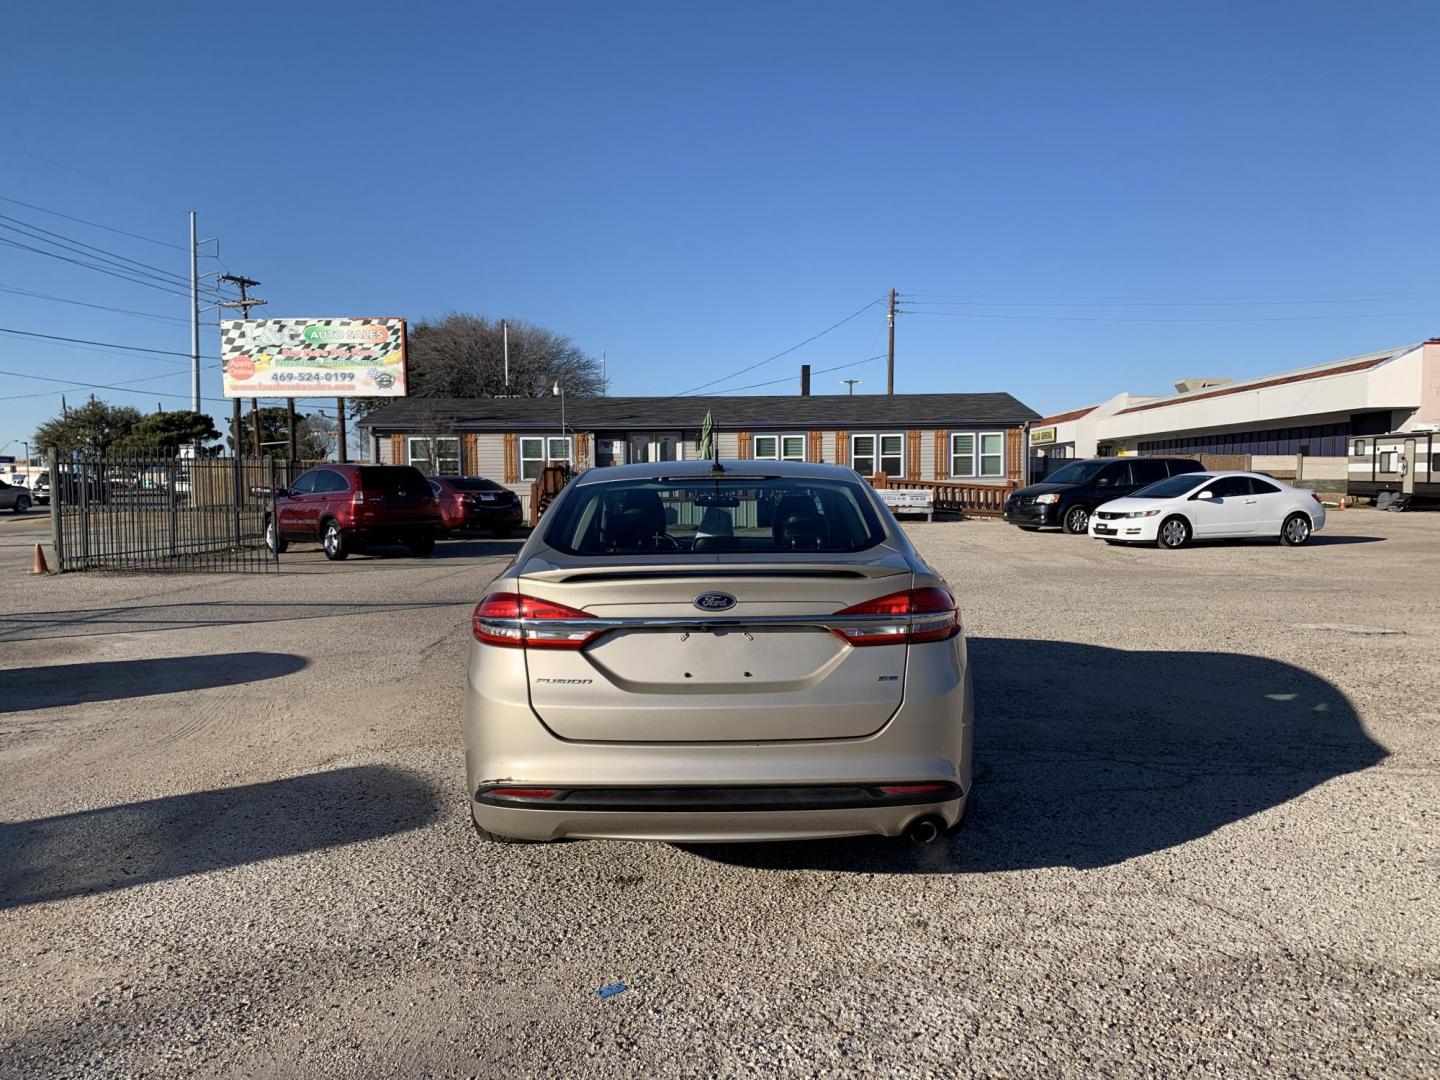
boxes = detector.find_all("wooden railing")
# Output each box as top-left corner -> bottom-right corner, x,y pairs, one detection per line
867,474 -> 1016,517
528,464 -> 573,525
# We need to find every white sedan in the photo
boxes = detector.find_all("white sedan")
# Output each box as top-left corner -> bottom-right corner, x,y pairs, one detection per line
1089,471 -> 1326,549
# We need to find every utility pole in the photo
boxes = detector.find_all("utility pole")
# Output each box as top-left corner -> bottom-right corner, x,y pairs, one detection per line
842,379 -> 861,395
190,212 -> 200,412
502,320 -> 510,394
886,287 -> 897,395
217,275 -> 267,458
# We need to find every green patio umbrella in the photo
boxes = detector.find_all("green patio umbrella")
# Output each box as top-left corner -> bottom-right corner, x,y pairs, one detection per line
698,409 -> 715,461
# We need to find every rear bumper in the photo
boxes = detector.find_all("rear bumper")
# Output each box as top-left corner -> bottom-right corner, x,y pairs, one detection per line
472,796 -> 966,842
464,637 -> 973,842
348,521 -> 441,541
453,507 -> 523,530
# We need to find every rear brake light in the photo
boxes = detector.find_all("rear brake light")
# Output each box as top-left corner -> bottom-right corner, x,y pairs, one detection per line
831,587 -> 959,646
1310,492 -> 1323,504
471,593 -> 597,649
351,490 -> 365,505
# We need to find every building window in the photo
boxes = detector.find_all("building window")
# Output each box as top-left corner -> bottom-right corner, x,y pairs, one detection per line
520,436 -> 572,480
852,433 -> 903,477
754,435 -> 806,461
1352,440 -> 1367,456
407,436 -> 460,475
1378,450 -> 1397,474
951,433 -> 974,476
980,432 -> 1004,476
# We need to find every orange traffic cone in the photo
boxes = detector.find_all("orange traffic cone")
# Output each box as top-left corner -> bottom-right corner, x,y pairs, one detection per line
31,543 -> 49,574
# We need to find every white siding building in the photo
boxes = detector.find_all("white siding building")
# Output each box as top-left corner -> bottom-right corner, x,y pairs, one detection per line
1035,340 -> 1440,493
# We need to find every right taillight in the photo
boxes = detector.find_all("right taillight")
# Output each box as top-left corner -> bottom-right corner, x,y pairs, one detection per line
831,587 -> 959,647
471,592 -> 597,650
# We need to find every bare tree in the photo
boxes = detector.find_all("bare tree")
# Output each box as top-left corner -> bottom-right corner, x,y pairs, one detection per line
406,401 -> 462,475
294,413 -> 334,461
351,314 -> 604,421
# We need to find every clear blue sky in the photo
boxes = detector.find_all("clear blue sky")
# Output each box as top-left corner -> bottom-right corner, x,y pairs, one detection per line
4,0 -> 1439,453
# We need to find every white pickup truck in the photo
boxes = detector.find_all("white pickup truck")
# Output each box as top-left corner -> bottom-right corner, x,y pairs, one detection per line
875,487 -> 934,521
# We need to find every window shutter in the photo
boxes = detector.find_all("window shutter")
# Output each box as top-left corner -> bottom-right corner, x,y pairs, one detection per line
934,430 -> 949,479
736,432 -> 752,459
389,434 -> 404,465
1007,428 -> 1022,480
463,433 -> 478,475
906,430 -> 921,479
503,433 -> 519,483
574,432 -> 591,468
807,430 -> 823,463
834,430 -> 849,465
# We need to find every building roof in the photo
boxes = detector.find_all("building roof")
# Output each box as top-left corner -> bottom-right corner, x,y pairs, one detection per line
1035,405 -> 1097,427
358,392 -> 1039,432
1113,343 -> 1419,417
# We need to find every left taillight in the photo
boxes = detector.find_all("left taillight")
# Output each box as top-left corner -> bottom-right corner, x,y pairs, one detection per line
831,587 -> 960,647
471,592 -> 597,650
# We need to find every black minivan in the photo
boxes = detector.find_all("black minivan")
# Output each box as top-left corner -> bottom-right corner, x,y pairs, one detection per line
1004,457 -> 1205,534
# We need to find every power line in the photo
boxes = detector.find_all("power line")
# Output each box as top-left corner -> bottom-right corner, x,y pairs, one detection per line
0,325 -> 224,359
3,362 -> 223,401
0,236 -> 213,301
0,216 -> 229,297
10,150 -> 174,211
0,192 -> 186,251
697,353 -> 887,395
0,283 -> 189,324
901,308 -> 1440,324
671,298 -> 885,397
903,294 -> 1440,308
0,365 -> 229,404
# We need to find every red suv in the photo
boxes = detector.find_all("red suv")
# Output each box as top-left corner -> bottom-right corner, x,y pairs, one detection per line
268,465 -> 443,560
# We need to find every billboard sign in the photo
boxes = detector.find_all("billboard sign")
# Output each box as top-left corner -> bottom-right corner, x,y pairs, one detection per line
220,317 -> 407,398
1030,426 -> 1057,445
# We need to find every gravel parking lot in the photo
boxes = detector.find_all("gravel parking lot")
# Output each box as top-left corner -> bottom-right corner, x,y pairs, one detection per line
1,511 -> 1437,1078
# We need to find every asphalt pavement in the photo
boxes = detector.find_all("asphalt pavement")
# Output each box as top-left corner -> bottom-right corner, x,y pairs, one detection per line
0,510 -> 1436,1078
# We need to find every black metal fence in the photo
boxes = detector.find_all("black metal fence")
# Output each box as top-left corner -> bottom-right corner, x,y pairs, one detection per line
49,453 -> 280,573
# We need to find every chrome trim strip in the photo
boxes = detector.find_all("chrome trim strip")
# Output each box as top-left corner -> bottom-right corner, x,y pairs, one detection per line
477,613 -> 928,630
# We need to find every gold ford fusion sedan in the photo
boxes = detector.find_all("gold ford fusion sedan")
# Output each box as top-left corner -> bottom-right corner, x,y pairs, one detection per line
465,460 -> 972,844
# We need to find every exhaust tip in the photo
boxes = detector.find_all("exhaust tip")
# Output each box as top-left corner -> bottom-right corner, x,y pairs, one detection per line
904,816 -> 945,845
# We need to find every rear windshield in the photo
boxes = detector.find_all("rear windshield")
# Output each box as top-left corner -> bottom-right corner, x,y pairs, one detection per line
440,476 -> 505,492
358,466 -> 429,492
1133,474 -> 1212,498
1045,460 -> 1109,485
544,476 -> 887,555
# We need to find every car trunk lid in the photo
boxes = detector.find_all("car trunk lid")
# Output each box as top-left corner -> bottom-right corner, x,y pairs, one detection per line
518,554 -> 912,742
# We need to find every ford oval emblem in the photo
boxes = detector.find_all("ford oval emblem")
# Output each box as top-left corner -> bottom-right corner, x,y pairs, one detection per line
693,592 -> 737,612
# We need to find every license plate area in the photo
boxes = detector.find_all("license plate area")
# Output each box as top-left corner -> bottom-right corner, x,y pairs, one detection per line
584,627 -> 846,693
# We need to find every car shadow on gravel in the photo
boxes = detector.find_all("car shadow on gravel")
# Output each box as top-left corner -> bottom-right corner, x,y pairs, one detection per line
0,766 -> 440,909
686,637 -> 1385,874
0,652 -> 307,713
0,601 -> 466,641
